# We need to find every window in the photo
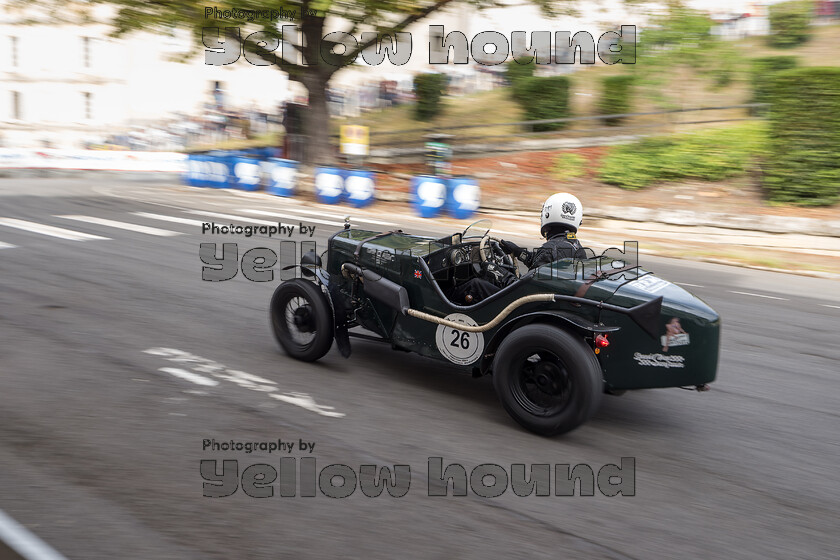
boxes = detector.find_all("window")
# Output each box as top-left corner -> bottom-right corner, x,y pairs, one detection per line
83,92 -> 92,120
11,37 -> 18,67
12,91 -> 21,120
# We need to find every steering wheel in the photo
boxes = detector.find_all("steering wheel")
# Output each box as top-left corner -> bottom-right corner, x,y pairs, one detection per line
479,234 -> 520,278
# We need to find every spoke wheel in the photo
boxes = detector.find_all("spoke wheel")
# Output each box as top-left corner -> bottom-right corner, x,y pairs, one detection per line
270,279 -> 334,362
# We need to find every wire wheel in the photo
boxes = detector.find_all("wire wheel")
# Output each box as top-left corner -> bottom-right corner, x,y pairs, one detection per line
284,296 -> 317,346
270,279 -> 334,362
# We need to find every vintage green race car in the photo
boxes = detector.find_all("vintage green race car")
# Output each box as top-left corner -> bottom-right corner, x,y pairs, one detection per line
270,220 -> 720,436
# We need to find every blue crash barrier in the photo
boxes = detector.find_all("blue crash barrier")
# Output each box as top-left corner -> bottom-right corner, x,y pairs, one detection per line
184,152 -> 229,188
314,167 -> 345,204
264,158 -> 298,197
205,151 -> 233,188
343,169 -> 376,208
411,175 -> 448,218
182,151 -> 380,211
446,176 -> 481,220
230,156 -> 262,191
184,153 -> 202,187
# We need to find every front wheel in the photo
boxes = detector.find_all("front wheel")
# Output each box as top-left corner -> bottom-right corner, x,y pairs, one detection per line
270,279 -> 334,362
493,324 -> 602,436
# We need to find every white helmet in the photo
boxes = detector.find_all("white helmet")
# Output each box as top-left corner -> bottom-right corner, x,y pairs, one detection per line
540,192 -> 583,237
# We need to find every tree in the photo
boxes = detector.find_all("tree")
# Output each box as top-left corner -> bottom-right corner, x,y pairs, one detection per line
21,0 -> 573,164
413,73 -> 447,121
630,5 -> 742,108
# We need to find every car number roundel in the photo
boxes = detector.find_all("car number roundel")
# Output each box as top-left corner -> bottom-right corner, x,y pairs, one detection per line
435,313 -> 485,366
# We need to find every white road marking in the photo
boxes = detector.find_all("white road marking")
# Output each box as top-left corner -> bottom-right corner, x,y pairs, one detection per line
267,205 -> 397,226
159,367 -> 219,387
729,290 -> 788,301
821,304 -> 840,310
132,212 -> 205,226
238,209 -> 344,227
0,241 -> 16,249
0,508 -> 69,560
56,215 -> 181,237
270,392 -> 346,418
185,209 -> 291,228
145,348 -> 344,418
0,218 -> 109,241
675,282 -> 705,288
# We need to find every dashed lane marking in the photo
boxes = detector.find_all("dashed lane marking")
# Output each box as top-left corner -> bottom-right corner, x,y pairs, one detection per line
266,205 -> 398,226
0,218 -> 109,241
56,215 -> 181,237
0,241 -> 16,249
238,209 -> 344,227
131,212 -> 205,226
729,291 -> 788,301
185,209 -> 292,228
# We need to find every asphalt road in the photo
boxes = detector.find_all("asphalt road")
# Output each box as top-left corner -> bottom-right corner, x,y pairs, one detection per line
0,177 -> 838,560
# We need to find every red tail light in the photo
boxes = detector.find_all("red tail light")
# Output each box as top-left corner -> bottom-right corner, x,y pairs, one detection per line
595,334 -> 610,348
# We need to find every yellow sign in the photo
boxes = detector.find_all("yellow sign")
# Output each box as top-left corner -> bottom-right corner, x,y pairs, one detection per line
340,125 -> 369,156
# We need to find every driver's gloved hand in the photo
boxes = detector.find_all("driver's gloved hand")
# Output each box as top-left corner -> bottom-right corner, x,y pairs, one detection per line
499,239 -> 523,258
481,261 -> 515,287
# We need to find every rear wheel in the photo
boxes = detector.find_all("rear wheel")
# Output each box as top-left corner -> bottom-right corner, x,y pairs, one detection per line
270,279 -> 334,362
493,324 -> 602,436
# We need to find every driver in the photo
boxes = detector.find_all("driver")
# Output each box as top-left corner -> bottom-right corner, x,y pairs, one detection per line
448,193 -> 588,304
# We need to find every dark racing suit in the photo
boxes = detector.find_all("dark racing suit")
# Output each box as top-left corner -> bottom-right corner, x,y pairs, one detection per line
515,231 -> 587,269
448,230 -> 587,305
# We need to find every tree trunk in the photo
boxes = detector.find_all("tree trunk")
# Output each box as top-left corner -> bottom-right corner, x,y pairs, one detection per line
301,70 -> 334,166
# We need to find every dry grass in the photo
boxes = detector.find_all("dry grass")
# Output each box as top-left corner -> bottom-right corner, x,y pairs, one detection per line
186,131 -> 281,153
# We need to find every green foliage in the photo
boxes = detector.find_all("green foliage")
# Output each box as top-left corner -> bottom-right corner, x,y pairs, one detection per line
413,73 -> 447,121
514,76 -> 571,131
749,56 -> 799,111
636,6 -> 715,68
550,153 -> 587,179
506,58 -> 536,85
768,1 -> 813,48
598,75 -> 634,126
507,58 -> 536,103
764,67 -> 840,206
707,43 -> 742,89
597,123 -> 767,190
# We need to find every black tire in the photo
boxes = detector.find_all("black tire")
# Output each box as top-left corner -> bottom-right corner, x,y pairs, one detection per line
270,279 -> 334,362
493,324 -> 602,436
